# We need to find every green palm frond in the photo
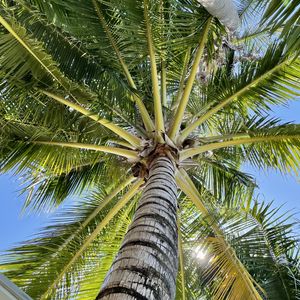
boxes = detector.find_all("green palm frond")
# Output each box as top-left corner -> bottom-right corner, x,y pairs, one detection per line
176,192 -> 263,299
0,179 -> 143,299
0,8 -> 143,144
9,0 -> 114,91
262,1 -> 300,35
180,40 -> 300,140
181,118 -> 300,174
235,0 -> 299,48
21,159 -> 120,212
0,110 -> 135,211
266,2 -> 300,55
178,189 -> 300,300
176,169 -> 266,299
1,141 -> 113,211
241,200 -> 300,300
0,12 -> 73,92
234,23 -> 281,50
236,0 -> 263,23
190,155 -> 256,204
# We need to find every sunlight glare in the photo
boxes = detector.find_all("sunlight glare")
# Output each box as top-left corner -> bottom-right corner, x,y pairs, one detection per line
194,246 -> 207,260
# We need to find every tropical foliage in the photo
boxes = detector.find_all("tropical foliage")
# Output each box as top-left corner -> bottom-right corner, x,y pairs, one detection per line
0,0 -> 300,299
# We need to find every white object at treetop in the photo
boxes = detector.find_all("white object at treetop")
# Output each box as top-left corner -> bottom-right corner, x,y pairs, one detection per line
198,0 -> 240,31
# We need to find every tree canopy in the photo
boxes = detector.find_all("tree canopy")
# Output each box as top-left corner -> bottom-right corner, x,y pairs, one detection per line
0,0 -> 300,299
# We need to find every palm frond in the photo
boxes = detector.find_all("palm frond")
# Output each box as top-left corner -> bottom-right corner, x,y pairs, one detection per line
143,0 -> 164,135
241,200 -> 300,300
169,17 -> 212,140
261,0 -> 300,54
0,179 -> 143,299
181,40 -> 300,140
0,112 -> 134,211
178,187 -> 300,299
0,8 -> 143,146
190,155 -> 256,205
0,12 -> 73,93
41,90 -> 142,148
90,0 -> 155,132
176,173 -> 264,300
9,0 -> 114,91
181,119 -> 300,174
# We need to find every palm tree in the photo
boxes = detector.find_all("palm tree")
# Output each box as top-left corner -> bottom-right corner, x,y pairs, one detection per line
0,0 -> 300,299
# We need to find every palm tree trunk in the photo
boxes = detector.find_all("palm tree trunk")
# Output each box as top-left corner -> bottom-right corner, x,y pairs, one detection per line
97,156 -> 178,300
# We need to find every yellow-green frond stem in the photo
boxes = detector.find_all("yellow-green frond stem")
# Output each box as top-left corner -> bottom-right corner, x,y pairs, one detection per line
168,18 -> 212,141
108,140 -> 136,150
41,90 -> 142,148
199,133 -> 251,143
161,60 -> 167,107
144,0 -> 165,138
175,169 -> 210,216
177,217 -> 187,300
180,60 -> 291,141
33,141 -> 139,160
133,95 -> 156,134
180,135 -> 300,161
40,178 -> 144,300
159,0 -> 167,108
91,0 -> 154,133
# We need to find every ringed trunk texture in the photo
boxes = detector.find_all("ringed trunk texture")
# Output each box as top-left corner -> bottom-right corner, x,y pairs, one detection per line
97,156 -> 179,300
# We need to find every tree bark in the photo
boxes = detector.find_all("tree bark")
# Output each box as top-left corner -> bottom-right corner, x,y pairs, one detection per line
97,156 -> 178,300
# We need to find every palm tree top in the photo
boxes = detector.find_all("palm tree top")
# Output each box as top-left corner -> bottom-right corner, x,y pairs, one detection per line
0,0 -> 300,299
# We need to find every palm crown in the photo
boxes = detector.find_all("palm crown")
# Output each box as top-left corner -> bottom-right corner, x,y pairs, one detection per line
0,0 -> 300,299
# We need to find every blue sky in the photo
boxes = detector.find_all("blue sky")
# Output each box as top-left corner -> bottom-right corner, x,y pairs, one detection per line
246,100 -> 300,211
0,174 -> 49,251
1,101 -> 300,252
